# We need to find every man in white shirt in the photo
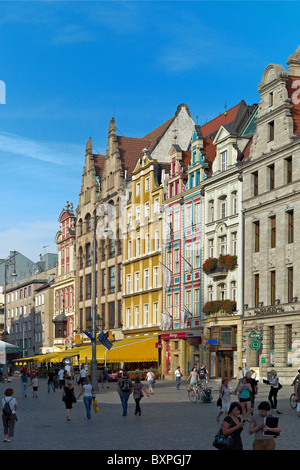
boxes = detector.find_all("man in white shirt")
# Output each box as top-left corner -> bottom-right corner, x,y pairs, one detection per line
58,367 -> 65,389
79,365 -> 87,385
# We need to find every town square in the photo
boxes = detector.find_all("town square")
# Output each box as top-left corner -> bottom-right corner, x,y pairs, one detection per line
0,0 -> 300,455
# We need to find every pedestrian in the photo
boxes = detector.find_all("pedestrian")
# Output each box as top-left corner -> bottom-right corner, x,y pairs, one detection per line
78,378 -> 94,419
30,375 -> 39,398
187,366 -> 199,391
246,371 -> 258,415
293,373 -> 300,417
216,378 -> 234,422
47,368 -> 55,393
2,387 -> 18,442
20,370 -> 29,398
117,371 -> 133,416
62,380 -> 77,421
102,367 -> 109,388
249,401 -> 282,450
234,366 -> 244,393
146,367 -> 156,394
133,376 -> 149,416
268,369 -> 282,414
174,366 -> 182,390
58,366 -> 65,389
198,363 -> 208,388
221,401 -> 245,450
79,365 -> 87,386
238,376 -> 252,422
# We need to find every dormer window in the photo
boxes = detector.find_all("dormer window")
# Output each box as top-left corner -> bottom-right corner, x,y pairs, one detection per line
221,151 -> 227,172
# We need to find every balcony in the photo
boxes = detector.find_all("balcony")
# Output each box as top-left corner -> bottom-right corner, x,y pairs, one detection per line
203,300 -> 236,316
203,255 -> 237,279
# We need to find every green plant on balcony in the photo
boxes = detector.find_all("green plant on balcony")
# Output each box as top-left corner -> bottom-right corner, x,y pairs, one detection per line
202,257 -> 218,274
203,300 -> 236,315
219,254 -> 237,270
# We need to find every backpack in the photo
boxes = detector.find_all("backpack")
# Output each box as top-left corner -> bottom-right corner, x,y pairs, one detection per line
120,378 -> 131,393
3,398 -> 13,416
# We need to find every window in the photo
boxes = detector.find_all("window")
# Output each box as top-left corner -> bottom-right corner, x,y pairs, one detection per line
144,269 -> 149,290
219,283 -> 227,300
126,308 -> 131,328
154,230 -> 159,251
153,302 -> 158,324
126,274 -> 131,294
220,198 -> 227,219
269,164 -> 275,190
195,242 -> 200,268
269,326 -> 275,365
136,206 -> 140,224
145,202 -> 150,219
154,198 -> 159,215
135,272 -> 140,291
174,249 -> 180,273
254,274 -> 259,308
136,238 -> 140,257
145,233 -> 150,254
210,201 -> 214,222
186,205 -> 192,227
232,192 -> 237,215
174,293 -> 179,319
232,232 -> 237,256
128,240 -> 132,258
144,304 -> 149,325
253,171 -> 258,196
167,251 -> 172,271
270,216 -> 276,248
194,289 -> 200,315
270,271 -> 276,305
109,302 -> 115,329
174,211 -> 180,231
109,266 -> 115,293
219,235 -> 227,256
254,221 -> 260,252
86,243 -> 92,267
195,203 -> 201,224
288,267 -> 293,303
145,177 -> 150,192
209,239 -> 214,258
153,266 -> 158,288
288,210 -> 294,244
269,92 -> 274,107
136,182 -> 140,196
231,281 -> 237,302
221,151 -> 227,172
286,156 -> 292,184
186,290 -> 192,314
85,274 -> 92,299
134,306 -> 139,327
287,324 -> 293,366
102,269 -> 106,295
268,120 -> 274,141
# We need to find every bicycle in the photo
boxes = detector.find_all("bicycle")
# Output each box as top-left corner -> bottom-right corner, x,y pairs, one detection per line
187,383 -> 201,402
290,392 -> 297,409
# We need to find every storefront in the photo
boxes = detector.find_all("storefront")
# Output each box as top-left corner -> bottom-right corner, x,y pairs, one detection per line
160,330 -> 202,379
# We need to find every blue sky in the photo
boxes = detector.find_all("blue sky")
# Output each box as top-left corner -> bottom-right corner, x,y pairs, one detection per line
0,0 -> 298,262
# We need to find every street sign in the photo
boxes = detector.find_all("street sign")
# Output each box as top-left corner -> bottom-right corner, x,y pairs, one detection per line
250,339 -> 261,351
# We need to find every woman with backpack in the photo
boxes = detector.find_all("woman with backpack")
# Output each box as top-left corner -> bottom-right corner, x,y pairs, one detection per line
2,388 -> 18,442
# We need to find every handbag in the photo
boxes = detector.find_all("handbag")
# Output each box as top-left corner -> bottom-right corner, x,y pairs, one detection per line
217,396 -> 222,407
93,399 -> 99,413
212,427 -> 233,450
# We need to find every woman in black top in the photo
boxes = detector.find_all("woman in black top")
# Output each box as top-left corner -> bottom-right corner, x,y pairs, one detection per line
62,380 -> 76,421
222,402 -> 246,450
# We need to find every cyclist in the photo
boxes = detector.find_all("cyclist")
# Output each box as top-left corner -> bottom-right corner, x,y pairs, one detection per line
199,363 -> 208,389
187,366 -> 199,392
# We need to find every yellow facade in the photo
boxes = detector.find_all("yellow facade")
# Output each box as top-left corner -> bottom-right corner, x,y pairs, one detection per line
122,155 -> 169,359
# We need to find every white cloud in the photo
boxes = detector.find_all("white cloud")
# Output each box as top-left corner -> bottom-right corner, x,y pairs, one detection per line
0,221 -> 58,263
0,131 -> 82,166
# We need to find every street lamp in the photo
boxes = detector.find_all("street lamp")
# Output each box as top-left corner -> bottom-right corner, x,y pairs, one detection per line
3,251 -> 17,373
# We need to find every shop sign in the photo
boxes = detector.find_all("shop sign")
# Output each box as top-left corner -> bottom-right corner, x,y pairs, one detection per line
161,330 -> 201,340
249,333 -> 261,339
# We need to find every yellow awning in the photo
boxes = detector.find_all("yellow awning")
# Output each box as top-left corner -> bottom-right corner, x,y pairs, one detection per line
79,336 -> 158,363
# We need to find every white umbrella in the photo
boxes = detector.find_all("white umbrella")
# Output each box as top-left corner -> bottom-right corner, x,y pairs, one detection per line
0,341 -> 22,350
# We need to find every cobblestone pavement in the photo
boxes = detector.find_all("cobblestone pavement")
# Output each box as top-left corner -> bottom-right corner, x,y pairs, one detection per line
0,377 -> 298,452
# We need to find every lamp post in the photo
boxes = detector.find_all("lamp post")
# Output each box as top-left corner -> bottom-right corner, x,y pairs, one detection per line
2,251 -> 17,373
90,208 -> 101,392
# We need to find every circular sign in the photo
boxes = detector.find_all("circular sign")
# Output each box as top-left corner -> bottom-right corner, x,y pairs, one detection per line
250,339 -> 261,351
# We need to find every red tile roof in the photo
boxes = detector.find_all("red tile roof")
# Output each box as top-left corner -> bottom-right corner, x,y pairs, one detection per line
116,136 -> 152,176
286,76 -> 300,136
201,103 -> 240,137
93,154 -> 105,179
203,138 -> 216,171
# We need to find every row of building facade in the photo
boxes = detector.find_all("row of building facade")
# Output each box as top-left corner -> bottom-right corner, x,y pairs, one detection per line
3,47 -> 300,383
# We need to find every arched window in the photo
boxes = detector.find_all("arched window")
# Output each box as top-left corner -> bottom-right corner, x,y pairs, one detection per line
85,243 -> 92,267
